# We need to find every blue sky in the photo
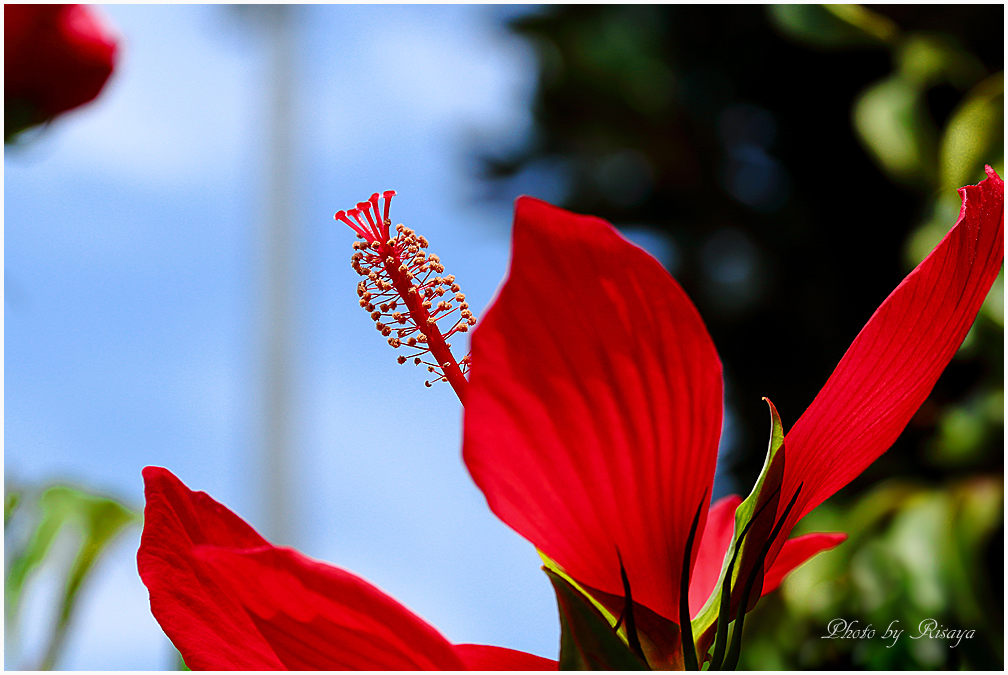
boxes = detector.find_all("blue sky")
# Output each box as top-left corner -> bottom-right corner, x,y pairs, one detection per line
5,4 -> 566,668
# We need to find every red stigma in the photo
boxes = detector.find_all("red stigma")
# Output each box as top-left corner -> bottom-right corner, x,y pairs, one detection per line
337,190 -> 475,403
382,190 -> 396,225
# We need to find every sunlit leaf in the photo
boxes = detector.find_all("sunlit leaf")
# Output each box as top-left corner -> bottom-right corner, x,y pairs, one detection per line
691,398 -> 785,646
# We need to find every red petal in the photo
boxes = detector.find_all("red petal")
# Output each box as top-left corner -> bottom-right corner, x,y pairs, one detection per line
761,532 -> 847,594
140,467 -> 546,670
778,168 -> 1003,551
454,644 -> 558,670
464,196 -> 723,624
688,495 -> 741,618
137,467 -> 285,669
194,546 -> 465,670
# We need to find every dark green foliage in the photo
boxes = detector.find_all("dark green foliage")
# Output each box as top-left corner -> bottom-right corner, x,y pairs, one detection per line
546,568 -> 650,670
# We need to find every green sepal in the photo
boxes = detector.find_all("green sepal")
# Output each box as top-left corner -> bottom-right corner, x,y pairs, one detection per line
545,567 -> 650,671
540,550 -> 621,625
691,398 -> 786,643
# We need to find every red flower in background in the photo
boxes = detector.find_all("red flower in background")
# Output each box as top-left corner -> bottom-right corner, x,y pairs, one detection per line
463,168 -> 1003,666
137,467 -> 556,671
5,4 -> 118,138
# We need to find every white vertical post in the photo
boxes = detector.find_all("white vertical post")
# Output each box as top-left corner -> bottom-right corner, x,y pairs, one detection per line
259,4 -> 297,545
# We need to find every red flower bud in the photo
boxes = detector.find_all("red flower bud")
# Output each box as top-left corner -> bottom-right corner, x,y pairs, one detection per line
5,4 -> 118,139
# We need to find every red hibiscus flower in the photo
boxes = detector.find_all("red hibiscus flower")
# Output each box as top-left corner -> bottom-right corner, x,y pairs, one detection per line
463,167 -> 1003,667
5,4 -> 118,139
137,466 -> 556,670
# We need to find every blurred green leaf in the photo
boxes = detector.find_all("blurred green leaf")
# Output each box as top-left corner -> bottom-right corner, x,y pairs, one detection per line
940,73 -> 1004,192
545,568 -> 650,670
768,4 -> 898,49
853,75 -> 938,186
741,479 -> 1003,669
904,193 -> 962,267
6,489 -> 21,527
897,34 -> 986,90
5,484 -> 140,669
927,389 -> 1003,466
980,270 -> 1003,327
823,5 -> 900,45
